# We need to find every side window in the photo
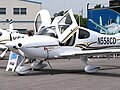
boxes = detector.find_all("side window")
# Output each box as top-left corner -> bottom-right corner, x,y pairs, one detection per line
58,13 -> 72,34
0,8 -> 6,15
13,8 -> 27,15
21,8 -> 26,15
78,29 -> 90,39
13,8 -> 19,14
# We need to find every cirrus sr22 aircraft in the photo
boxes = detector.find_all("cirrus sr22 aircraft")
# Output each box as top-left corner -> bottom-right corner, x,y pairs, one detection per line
5,9 -> 120,75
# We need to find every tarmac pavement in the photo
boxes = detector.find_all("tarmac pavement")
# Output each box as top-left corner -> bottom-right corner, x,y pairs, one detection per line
0,57 -> 120,90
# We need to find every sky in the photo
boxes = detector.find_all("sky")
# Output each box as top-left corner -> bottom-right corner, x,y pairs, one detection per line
29,0 -> 110,17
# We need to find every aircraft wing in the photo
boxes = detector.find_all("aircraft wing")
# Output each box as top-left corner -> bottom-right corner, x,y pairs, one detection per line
60,48 -> 120,57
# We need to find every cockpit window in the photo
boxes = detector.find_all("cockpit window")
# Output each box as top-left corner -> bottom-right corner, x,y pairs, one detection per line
38,26 -> 57,38
58,13 -> 72,34
78,29 -> 90,39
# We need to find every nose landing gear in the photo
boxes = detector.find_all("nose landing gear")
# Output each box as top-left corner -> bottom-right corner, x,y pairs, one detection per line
15,58 -> 47,76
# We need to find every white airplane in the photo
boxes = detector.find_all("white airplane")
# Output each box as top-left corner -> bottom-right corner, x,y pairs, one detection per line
89,15 -> 120,35
5,9 -> 120,75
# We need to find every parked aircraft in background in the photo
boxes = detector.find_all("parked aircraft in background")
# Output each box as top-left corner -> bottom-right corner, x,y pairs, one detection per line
89,15 -> 120,35
0,20 -> 27,59
5,9 -> 120,75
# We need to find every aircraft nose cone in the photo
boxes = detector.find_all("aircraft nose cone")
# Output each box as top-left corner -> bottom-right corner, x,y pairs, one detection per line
5,41 -> 23,50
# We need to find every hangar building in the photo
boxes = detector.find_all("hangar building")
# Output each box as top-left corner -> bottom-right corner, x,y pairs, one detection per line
0,0 -> 42,33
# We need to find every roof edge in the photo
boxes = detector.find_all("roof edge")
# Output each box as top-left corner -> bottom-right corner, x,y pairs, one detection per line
88,6 -> 120,10
19,0 -> 42,4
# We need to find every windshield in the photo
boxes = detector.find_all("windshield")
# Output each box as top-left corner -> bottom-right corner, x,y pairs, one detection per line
38,26 -> 57,38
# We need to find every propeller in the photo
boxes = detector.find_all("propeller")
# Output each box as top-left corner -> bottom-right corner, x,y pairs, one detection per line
12,43 -> 24,57
0,19 -> 14,59
4,19 -> 25,60
7,19 -> 24,57
0,48 -> 8,59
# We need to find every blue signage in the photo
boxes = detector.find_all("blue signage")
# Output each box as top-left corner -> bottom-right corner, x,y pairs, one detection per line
87,7 -> 120,34
11,53 -> 17,59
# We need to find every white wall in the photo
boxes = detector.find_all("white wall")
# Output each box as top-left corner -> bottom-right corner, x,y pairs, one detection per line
0,0 -> 42,32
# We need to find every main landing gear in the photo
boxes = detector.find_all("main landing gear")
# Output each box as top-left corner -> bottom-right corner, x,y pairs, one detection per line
15,58 -> 47,76
15,56 -> 100,75
80,56 -> 100,73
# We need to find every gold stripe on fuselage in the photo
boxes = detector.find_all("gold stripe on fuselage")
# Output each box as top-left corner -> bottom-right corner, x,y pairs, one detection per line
61,26 -> 78,43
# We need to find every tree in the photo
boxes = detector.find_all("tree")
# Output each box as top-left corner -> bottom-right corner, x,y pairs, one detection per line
94,4 -> 101,8
53,11 -> 88,28
74,14 -> 88,28
53,11 -> 64,17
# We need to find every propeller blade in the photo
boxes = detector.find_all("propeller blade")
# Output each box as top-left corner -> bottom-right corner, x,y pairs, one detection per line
0,48 -> 8,59
17,49 -> 24,57
9,19 -> 13,41
12,46 -> 24,57
9,19 -> 13,31
10,33 -> 12,41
